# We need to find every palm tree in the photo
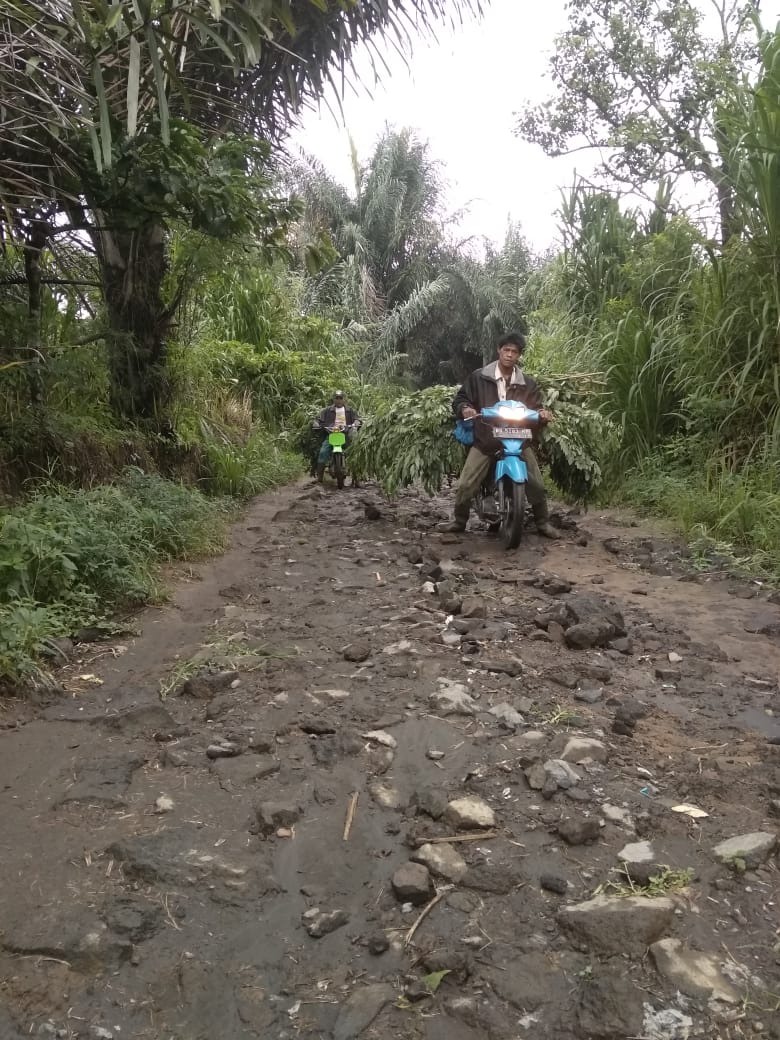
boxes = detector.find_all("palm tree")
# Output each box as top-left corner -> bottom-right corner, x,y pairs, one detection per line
294,138 -> 533,384
373,240 -> 531,384
0,0 -> 485,421
293,128 -> 445,324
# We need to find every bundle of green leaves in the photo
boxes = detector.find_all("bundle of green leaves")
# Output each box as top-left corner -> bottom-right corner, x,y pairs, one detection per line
349,386 -> 466,496
350,382 -> 614,501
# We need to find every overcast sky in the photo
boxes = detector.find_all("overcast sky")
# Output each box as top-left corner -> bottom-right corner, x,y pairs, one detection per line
292,0 -> 595,253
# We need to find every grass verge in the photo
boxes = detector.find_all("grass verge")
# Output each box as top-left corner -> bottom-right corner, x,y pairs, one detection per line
0,470 -> 230,686
617,451 -> 780,581
0,449 -> 302,688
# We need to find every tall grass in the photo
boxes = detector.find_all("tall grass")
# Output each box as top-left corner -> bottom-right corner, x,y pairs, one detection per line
542,189 -> 706,467
620,447 -> 780,577
542,26 -> 780,464
675,32 -> 780,458
202,431 -> 305,497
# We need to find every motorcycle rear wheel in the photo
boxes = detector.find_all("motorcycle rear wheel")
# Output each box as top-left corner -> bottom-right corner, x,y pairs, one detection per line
499,478 -> 525,549
332,452 -> 346,490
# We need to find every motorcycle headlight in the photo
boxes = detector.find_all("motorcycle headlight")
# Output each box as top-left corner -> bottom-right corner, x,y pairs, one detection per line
496,405 -> 527,420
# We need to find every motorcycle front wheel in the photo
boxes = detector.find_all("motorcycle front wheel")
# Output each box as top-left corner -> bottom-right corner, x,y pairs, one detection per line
499,478 -> 526,549
331,451 -> 346,490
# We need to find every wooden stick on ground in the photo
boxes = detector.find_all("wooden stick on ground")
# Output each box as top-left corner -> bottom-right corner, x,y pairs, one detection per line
404,885 -> 453,947
422,831 -> 501,845
343,791 -> 359,841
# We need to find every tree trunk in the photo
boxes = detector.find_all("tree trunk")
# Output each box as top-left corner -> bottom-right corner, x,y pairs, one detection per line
711,125 -> 741,246
716,177 -> 740,246
93,219 -> 172,423
23,218 -> 48,405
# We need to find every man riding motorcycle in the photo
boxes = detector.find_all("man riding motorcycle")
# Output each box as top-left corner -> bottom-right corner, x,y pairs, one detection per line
313,391 -> 360,483
439,332 -> 561,539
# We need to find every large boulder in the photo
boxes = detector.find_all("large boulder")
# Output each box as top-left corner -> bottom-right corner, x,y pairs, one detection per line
558,894 -> 674,957
562,593 -> 626,649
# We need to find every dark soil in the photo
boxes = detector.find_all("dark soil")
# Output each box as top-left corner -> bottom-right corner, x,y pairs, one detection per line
1,480 -> 779,1040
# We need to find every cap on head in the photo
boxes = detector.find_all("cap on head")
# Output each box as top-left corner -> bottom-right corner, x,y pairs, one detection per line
333,390 -> 344,398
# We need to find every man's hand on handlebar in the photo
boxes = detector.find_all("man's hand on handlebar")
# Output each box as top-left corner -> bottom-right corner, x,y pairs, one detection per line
461,406 -> 478,420
539,408 -> 554,423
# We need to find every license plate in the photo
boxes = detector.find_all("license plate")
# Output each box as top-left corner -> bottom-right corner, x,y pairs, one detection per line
492,427 -> 532,440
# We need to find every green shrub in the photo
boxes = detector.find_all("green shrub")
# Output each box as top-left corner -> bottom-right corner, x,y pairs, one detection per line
0,471 -> 229,685
170,321 -> 368,435
0,601 -> 72,683
620,448 -> 780,578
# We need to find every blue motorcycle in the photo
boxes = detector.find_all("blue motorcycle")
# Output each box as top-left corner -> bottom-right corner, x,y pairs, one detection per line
456,400 -> 539,549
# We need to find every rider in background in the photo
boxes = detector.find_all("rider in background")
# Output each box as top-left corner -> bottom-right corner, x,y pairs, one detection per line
313,391 -> 360,483
439,332 -> 560,538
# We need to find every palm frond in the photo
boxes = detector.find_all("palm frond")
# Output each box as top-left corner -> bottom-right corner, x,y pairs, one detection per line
371,272 -> 452,369
0,0 -> 485,202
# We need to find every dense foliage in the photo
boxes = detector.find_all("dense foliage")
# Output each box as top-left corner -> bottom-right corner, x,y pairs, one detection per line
291,131 -> 532,383
4,0 -> 780,684
519,12 -> 780,571
0,0 -> 484,421
0,2 -> 488,684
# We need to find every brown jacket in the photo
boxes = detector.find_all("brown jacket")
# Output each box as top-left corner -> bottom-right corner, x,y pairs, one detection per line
453,362 -> 544,457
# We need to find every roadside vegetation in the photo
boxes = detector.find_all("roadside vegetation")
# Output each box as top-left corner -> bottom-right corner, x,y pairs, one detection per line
515,0 -> 780,576
3,0 -> 780,683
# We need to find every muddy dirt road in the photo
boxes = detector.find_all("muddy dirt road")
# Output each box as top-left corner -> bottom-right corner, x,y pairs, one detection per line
1,480 -> 779,1040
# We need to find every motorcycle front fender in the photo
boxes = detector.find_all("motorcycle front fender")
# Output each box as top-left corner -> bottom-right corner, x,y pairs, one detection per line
495,455 -> 527,483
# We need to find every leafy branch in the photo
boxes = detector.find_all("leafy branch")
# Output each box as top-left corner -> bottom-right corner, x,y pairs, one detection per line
350,381 -> 615,501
